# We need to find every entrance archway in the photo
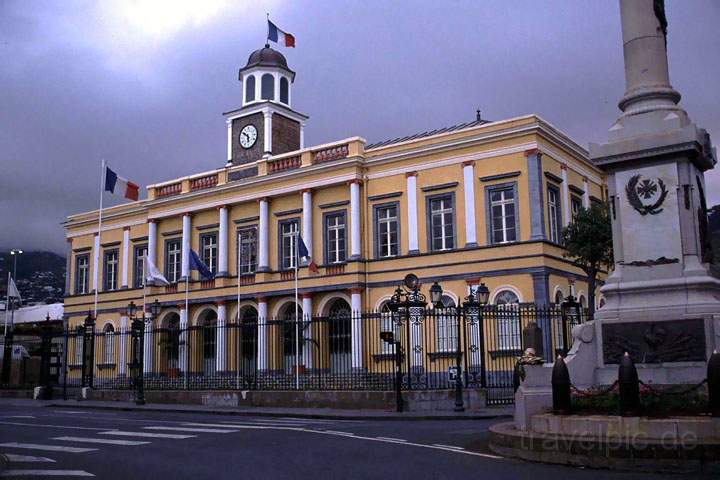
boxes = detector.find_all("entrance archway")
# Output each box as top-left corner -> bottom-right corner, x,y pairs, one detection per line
281,303 -> 303,372
327,299 -> 351,373
238,306 -> 258,375
196,308 -> 217,376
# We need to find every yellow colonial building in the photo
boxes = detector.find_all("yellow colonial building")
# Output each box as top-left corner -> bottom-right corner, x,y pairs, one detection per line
63,45 -> 605,392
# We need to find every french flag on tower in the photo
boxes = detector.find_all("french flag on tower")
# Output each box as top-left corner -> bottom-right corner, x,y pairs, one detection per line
104,165 -> 139,201
267,19 -> 295,48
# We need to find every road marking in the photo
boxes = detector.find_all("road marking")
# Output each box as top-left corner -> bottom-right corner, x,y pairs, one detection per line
52,411 -> 89,415
2,454 -> 55,463
432,444 -> 465,450
322,430 -> 355,436
375,437 -> 407,442
52,436 -> 150,446
181,422 -> 260,429
143,426 -> 237,434
99,431 -> 195,439
0,421 -> 106,431
0,443 -> 97,454
2,416 -> 35,419
1,469 -> 94,477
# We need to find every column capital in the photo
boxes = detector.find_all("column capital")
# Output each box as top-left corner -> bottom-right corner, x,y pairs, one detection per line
94,233 -> 99,238
226,118 -> 232,127
524,148 -> 542,158
301,293 -> 313,300
560,164 -> 568,171
348,178 -> 363,185
148,218 -> 156,224
300,188 -> 313,195
216,300 -> 226,307
257,197 -> 271,204
465,277 -> 482,286
349,287 -> 364,295
216,204 -> 228,211
405,171 -> 418,178
582,176 -> 588,183
176,303 -> 185,311
183,212 -> 194,218
257,296 -> 268,303
123,226 -> 131,232
461,160 -> 475,168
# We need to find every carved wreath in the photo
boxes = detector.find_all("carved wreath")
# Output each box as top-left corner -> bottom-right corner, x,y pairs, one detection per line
626,174 -> 668,216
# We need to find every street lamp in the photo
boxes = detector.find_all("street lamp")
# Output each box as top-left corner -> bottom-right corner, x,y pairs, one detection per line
9,249 -> 23,280
126,301 -> 145,405
560,294 -> 580,356
429,282 -> 443,308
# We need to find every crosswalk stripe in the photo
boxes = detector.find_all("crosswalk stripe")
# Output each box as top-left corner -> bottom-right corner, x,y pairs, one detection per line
0,443 -> 97,454
99,431 -> 195,439
375,437 -> 407,442
1,469 -> 94,477
51,436 -> 150,446
143,426 -> 237,434
2,454 -> 55,463
182,422 -> 259,429
2,416 -> 35,419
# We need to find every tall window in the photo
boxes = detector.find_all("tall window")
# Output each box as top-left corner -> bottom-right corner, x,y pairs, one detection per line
245,75 -> 256,102
375,203 -> 399,258
379,302 -> 397,354
325,212 -> 346,264
74,326 -> 84,365
495,290 -> 521,351
75,254 -> 89,295
103,323 -> 115,364
261,73 -> 274,100
103,249 -> 119,291
436,295 -> 458,352
165,239 -> 182,283
547,185 -> 562,243
279,219 -> 299,270
488,185 -> 517,244
280,77 -> 289,104
200,233 -> 218,273
238,228 -> 257,274
571,196 -> 583,220
428,194 -> 455,251
133,244 -> 147,289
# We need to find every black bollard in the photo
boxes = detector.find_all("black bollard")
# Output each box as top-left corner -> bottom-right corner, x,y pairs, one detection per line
708,350 -> 720,417
618,352 -> 640,416
551,355 -> 571,415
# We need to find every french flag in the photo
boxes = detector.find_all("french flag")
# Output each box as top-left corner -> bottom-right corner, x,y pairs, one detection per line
267,20 -> 295,48
104,166 -> 139,201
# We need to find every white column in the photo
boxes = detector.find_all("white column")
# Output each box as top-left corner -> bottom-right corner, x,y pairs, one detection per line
263,109 -> 272,154
350,180 -> 361,260
350,289 -> 363,370
257,199 -> 270,271
92,234 -> 100,292
462,161 -> 478,246
257,298 -> 268,371
118,316 -> 128,376
121,228 -> 130,288
218,206 -> 229,276
143,319 -> 153,374
561,165 -> 571,226
147,220 -> 157,266
406,172 -> 419,254
216,302 -> 227,372
181,213 -> 191,280
302,189 -> 313,260
582,178 -> 590,208
273,72 -> 280,102
300,122 -> 306,149
226,120 -> 233,165
302,295 -> 313,369
179,306 -> 188,373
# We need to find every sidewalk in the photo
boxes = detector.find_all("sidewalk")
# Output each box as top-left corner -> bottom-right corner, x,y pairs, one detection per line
0,397 -> 512,421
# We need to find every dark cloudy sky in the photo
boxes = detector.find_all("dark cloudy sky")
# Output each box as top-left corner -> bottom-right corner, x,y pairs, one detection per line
1,0 -> 719,255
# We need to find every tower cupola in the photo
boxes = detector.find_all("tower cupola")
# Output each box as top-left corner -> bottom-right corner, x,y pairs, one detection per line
239,45 -> 296,108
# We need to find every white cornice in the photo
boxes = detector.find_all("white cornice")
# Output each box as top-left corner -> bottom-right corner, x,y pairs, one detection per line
67,218 -> 148,238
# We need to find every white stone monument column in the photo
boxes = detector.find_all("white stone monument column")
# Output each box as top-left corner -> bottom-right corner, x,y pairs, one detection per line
181,213 -> 192,280
561,165 -> 571,226
121,227 -> 130,288
118,316 -> 128,376
350,288 -> 363,369
462,161 -> 478,246
257,298 -> 269,371
217,205 -> 229,277
406,172 -> 419,254
216,301 -> 227,372
257,199 -> 270,272
302,294 -> 313,369
302,189 -> 313,258
349,180 -> 362,260
92,233 -> 100,292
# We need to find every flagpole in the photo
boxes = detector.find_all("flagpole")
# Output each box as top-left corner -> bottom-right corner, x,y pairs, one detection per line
294,231 -> 300,390
184,274 -> 189,390
94,159 -> 106,319
266,12 -> 270,44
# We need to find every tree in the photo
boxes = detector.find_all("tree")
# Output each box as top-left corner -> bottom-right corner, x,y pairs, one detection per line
561,203 -> 613,318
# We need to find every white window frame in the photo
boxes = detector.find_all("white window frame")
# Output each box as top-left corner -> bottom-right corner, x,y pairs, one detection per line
280,220 -> 299,270
547,185 -> 560,243
436,295 -> 458,352
326,212 -> 346,264
103,324 -> 115,364
237,228 -> 257,275
428,195 -> 455,251
488,186 -> 517,244
376,204 -> 399,259
201,233 -> 218,273
495,290 -> 521,351
166,240 -> 182,283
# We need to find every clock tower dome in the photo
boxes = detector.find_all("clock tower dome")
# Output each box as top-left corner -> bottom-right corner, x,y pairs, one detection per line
223,45 -> 308,167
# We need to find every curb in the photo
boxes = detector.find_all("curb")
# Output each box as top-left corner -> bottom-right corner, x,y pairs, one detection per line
47,403 -> 512,421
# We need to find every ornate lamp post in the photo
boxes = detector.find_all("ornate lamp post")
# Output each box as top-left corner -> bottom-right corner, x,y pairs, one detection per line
9,249 -> 23,280
560,294 -> 580,356
464,283 -> 490,391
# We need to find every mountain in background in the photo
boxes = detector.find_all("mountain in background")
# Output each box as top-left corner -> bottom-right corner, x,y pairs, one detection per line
0,251 -> 65,305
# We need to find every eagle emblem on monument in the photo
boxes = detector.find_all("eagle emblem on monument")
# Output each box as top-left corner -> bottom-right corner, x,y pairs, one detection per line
625,174 -> 668,216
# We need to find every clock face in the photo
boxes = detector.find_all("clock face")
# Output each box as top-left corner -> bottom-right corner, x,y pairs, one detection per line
239,124 -> 258,149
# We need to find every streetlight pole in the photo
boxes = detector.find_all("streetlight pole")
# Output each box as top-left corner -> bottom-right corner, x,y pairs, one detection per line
9,249 -> 23,280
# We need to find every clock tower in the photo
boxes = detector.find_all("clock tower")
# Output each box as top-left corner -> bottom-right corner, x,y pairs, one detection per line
224,45 -> 308,167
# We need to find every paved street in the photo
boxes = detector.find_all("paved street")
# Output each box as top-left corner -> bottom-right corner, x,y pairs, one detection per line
0,403 -> 704,479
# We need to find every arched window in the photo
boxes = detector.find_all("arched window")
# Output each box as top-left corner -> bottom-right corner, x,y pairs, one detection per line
261,74 -> 274,100
436,295 -> 457,352
282,303 -> 303,371
245,75 -> 256,103
280,77 -> 289,104
378,301 -> 396,353
494,290 -> 521,351
239,306 -> 258,370
197,309 -> 217,375
103,323 -> 115,364
162,312 -> 180,370
328,299 -> 352,372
